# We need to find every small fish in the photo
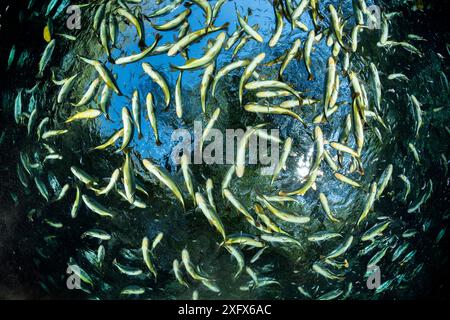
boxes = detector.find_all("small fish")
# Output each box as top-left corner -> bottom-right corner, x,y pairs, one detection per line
236,10 -> 263,43
82,195 -> 114,218
93,129 -> 124,151
326,236 -> 353,259
181,154 -> 195,205
172,32 -> 226,70
304,30 -> 315,80
200,62 -> 215,113
37,39 -> 56,77
123,150 -> 136,204
115,34 -> 162,65
319,193 -> 340,223
361,221 -> 391,241
175,72 -> 183,118
132,90 -> 143,139
146,93 -> 162,146
81,229 -> 111,241
196,192 -> 226,239
142,159 -> 185,208
65,109 -> 102,123
271,137 -> 292,184
118,107 -> 134,152
79,56 -> 122,95
239,53 -> 266,105
142,63 -> 171,108
357,182 -> 377,226
173,259 -> 189,287
142,237 -> 157,279
308,231 -> 342,243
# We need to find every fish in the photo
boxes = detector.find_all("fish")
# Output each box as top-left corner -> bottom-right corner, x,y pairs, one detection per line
261,234 -> 301,247
211,60 -> 249,97
142,159 -> 185,209
357,182 -> 377,226
271,137 -> 292,184
151,9 -> 191,31
82,195 -> 114,218
257,194 -> 310,224
142,63 -> 171,109
113,259 -> 143,276
236,124 -> 266,178
279,39 -> 301,78
269,2 -> 284,47
95,169 -> 120,196
334,173 -> 361,188
312,263 -> 344,281
123,150 -> 136,204
118,107 -> 134,152
116,7 -> 145,47
120,286 -> 145,295
37,39 -> 56,77
376,164 -> 393,199
199,107 -> 221,152
191,0 -> 212,26
221,164 -> 235,197
304,30 -> 315,80
181,154 -> 195,205
82,229 -> 111,241
181,248 -> 210,281
93,129 -> 124,151
236,10 -> 263,43
225,245 -> 245,279
147,0 -> 183,18
115,34 -> 162,65
244,80 -> 303,102
410,95 -> 423,137
319,193 -> 340,223
142,237 -> 157,279
65,109 -> 102,123
132,90 -> 143,139
239,53 -> 266,105
328,4 -> 350,51
323,56 -> 336,117
173,259 -> 189,287
54,73 -> 78,103
326,236 -> 353,259
168,23 -> 229,57
171,32 -> 226,70
200,62 -> 215,113
408,143 -> 420,164
308,231 -> 343,243
361,221 -> 391,241
243,103 -> 306,125
196,192 -> 226,239
70,186 -> 81,219
223,188 -> 255,225
146,92 -> 162,146
79,56 -> 122,95
175,72 -> 183,118
72,78 -> 100,107
223,234 -> 265,248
